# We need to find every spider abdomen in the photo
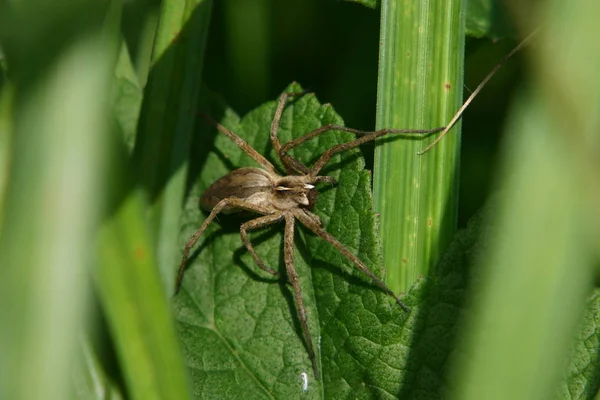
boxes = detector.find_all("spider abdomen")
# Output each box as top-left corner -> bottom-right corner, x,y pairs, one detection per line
200,167 -> 273,213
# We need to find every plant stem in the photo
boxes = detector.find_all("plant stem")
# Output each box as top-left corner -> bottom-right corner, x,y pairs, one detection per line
374,0 -> 465,293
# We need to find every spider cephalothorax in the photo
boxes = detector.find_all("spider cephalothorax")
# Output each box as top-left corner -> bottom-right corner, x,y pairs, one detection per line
175,91 -> 444,379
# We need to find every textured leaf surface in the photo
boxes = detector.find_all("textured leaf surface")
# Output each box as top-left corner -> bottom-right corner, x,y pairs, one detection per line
560,290 -> 600,399
171,88 -> 600,397
172,86 -> 486,398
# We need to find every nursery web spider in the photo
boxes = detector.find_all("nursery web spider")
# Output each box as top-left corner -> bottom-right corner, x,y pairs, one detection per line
175,90 -> 444,379
175,28 -> 538,381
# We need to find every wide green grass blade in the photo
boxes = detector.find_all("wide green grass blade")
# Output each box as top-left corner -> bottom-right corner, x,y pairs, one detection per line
450,90 -> 596,400
0,5 -> 114,399
375,0 -> 466,293
449,0 -> 600,398
96,190 -> 191,400
133,0 -> 212,292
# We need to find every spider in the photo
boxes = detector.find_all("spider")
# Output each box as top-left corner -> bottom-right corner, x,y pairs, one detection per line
174,90 -> 444,379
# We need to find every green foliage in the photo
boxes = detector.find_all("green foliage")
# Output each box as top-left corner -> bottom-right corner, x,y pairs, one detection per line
375,0 -> 465,293
2,0 -> 600,399
465,0 -> 515,38
343,0 -> 378,9
175,88 -> 403,396
174,86 -> 484,397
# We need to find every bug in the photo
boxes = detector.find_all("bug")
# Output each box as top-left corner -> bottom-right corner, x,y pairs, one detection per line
175,31 -> 537,380
174,90 -> 444,379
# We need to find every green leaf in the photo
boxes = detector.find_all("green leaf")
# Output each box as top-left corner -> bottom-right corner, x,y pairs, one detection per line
113,42 -> 142,151
133,0 -> 213,292
0,7 -> 115,399
73,336 -> 124,400
465,0 -> 514,39
96,190 -> 192,400
173,85 -> 485,397
560,290 -> 600,399
342,0 -> 378,9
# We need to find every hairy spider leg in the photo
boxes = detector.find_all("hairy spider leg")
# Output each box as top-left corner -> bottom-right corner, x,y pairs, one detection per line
175,197 -> 274,293
292,208 -> 410,312
200,113 -> 278,174
271,92 -> 444,180
306,126 -> 443,179
270,91 -> 311,175
283,212 -> 320,379
240,213 -> 286,278
281,124 -> 444,155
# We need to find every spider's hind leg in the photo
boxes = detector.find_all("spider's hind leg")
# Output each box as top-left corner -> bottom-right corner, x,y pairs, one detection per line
283,212 -> 320,379
293,208 -> 411,313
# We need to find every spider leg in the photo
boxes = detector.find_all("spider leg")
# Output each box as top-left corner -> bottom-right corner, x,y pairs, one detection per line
281,123 -> 444,155
240,213 -> 285,278
200,113 -> 278,175
175,197 -> 273,293
283,212 -> 320,379
307,126 -> 445,178
293,208 -> 410,312
270,91 -> 311,175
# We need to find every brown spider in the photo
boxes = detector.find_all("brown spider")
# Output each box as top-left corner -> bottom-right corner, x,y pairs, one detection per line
174,90 -> 444,379
174,28 -> 536,381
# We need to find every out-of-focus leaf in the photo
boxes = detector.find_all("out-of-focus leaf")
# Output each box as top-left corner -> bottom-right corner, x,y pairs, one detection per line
466,0 -> 515,39
0,85 -> 12,227
133,0 -> 213,292
113,42 -> 142,151
73,336 -> 124,400
342,0 -> 377,10
449,93 -> 596,400
96,190 -> 192,400
0,19 -> 113,400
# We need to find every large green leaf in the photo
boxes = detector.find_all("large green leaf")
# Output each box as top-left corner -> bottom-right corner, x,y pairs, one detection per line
172,85 -> 485,398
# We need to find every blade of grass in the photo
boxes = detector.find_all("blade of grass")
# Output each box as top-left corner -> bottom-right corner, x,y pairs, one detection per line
133,0 -> 213,292
450,0 -> 600,397
449,90 -> 595,400
374,0 -> 466,293
96,190 -> 191,400
0,12 -> 113,400
93,3 -> 193,399
73,335 -> 124,400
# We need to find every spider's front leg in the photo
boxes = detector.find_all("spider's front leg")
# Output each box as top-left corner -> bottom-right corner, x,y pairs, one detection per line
270,91 -> 312,175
